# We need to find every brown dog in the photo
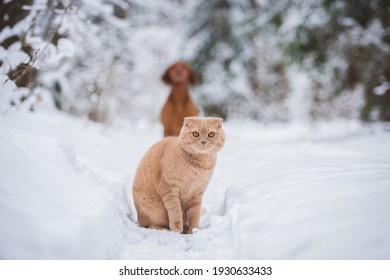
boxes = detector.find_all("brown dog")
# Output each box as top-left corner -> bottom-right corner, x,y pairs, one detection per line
160,61 -> 199,137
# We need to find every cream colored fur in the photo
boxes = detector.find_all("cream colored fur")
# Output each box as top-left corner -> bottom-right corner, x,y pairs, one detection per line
132,117 -> 225,234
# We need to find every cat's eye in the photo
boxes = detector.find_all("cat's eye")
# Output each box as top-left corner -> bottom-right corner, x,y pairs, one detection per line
208,132 -> 215,138
192,131 -> 200,137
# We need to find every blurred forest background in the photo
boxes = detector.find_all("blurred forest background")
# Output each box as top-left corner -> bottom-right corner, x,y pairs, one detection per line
1,0 -> 389,123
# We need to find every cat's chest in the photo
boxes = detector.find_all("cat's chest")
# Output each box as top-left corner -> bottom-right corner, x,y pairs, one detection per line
179,163 -> 214,198
178,171 -> 210,202
162,152 -> 215,195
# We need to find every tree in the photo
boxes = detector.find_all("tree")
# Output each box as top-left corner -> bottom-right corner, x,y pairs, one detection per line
1,0 -> 135,121
1,0 -> 38,111
286,0 -> 390,121
186,0 -> 291,121
186,0 -> 244,119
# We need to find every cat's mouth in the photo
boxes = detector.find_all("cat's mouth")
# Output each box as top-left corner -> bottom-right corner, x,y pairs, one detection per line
199,142 -> 208,148
196,144 -> 211,153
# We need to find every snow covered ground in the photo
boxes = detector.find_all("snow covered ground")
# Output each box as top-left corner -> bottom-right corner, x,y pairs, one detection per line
1,111 -> 390,259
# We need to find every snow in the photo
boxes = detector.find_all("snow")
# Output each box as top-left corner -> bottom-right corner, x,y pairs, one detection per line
1,111 -> 390,259
374,80 -> 390,96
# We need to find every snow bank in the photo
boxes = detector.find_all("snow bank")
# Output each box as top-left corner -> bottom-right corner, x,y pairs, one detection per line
0,112 -> 152,259
0,112 -> 389,259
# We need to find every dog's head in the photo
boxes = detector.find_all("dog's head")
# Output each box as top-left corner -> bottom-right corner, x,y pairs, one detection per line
162,61 -> 196,85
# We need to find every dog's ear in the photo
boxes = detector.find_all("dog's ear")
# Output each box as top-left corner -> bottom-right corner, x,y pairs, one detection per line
162,66 -> 172,84
188,66 -> 197,85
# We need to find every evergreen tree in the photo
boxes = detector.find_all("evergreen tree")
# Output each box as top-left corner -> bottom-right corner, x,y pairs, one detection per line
287,0 -> 390,121
186,0 -> 291,121
186,0 -> 247,119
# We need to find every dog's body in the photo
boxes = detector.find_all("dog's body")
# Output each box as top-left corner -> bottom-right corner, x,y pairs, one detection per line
160,62 -> 199,137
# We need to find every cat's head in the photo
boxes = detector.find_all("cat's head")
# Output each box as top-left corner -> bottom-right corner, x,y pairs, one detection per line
179,117 -> 225,154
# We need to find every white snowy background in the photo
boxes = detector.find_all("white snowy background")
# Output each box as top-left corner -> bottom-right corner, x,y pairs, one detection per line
1,111 -> 389,259
1,0 -> 390,259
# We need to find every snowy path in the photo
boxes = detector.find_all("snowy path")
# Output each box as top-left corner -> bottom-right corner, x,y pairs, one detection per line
1,112 -> 390,259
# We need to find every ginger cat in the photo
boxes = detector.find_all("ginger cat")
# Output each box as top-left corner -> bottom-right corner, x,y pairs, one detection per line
132,117 -> 225,234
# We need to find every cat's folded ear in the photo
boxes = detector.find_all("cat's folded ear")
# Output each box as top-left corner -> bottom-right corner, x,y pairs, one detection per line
183,116 -> 198,127
183,116 -> 223,128
212,117 -> 223,128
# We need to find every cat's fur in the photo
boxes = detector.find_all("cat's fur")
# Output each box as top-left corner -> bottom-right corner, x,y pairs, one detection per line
132,117 -> 225,234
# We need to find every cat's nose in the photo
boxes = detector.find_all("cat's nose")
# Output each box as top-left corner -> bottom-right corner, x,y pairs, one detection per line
201,141 -> 206,145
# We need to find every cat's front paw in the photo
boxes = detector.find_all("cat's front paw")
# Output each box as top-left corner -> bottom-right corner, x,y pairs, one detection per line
183,227 -> 193,234
170,221 -> 183,233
